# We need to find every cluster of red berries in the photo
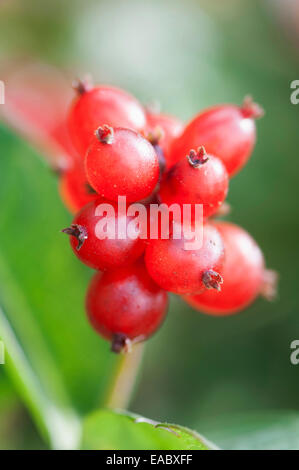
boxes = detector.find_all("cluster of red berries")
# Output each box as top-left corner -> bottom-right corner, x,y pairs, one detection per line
59,79 -> 276,353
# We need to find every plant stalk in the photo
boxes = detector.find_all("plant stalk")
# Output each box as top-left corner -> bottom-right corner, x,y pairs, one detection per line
105,342 -> 145,410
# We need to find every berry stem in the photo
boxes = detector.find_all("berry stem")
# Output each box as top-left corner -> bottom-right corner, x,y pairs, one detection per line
145,126 -> 164,147
61,224 -> 88,250
104,342 -> 145,410
241,96 -> 264,120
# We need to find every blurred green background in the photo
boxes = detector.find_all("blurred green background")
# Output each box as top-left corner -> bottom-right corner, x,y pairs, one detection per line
0,0 -> 299,449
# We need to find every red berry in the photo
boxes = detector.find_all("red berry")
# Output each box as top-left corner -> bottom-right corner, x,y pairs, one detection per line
59,162 -> 99,214
168,96 -> 264,176
183,221 -> 277,315
145,111 -> 183,166
85,126 -> 159,203
159,146 -> 229,218
68,84 -> 146,157
62,198 -> 145,270
145,222 -> 224,294
86,262 -> 168,353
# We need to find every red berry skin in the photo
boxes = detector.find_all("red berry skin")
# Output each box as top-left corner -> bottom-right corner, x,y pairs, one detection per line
68,86 -> 146,157
86,262 -> 168,351
183,222 -> 265,315
85,128 -> 160,203
145,222 -> 224,294
59,162 -> 99,214
63,198 -> 145,270
168,101 -> 262,176
159,148 -> 229,218
145,112 -> 184,165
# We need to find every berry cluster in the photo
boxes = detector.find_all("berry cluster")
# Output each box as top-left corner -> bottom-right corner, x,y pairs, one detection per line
60,79 -> 276,353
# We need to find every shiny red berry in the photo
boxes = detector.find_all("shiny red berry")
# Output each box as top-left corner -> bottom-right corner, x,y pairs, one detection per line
62,198 -> 145,270
183,221 -> 277,315
86,262 -> 168,353
145,111 -> 183,166
159,146 -> 229,218
168,96 -> 264,176
68,84 -> 146,157
85,126 -> 159,203
59,162 -> 98,214
145,222 -> 224,294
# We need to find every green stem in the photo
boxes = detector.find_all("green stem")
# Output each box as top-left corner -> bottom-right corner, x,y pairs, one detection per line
105,343 -> 145,410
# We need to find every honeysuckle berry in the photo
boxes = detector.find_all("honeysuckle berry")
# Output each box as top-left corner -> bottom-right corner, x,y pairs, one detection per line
183,221 -> 277,315
59,161 -> 99,214
145,222 -> 224,294
62,198 -> 145,271
85,127 -> 160,203
86,262 -> 169,353
68,84 -> 146,157
159,146 -> 229,218
168,96 -> 264,176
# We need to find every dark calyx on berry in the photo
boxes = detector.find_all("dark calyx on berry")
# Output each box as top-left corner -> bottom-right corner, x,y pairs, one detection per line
202,269 -> 223,291
211,201 -> 231,218
241,95 -> 264,120
62,224 -> 88,250
187,146 -> 209,168
111,333 -> 131,354
95,125 -> 114,144
72,77 -> 92,95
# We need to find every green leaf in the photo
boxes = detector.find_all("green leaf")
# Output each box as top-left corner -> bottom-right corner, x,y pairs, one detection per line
81,409 -> 218,450
0,125 -> 119,448
199,411 -> 299,450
